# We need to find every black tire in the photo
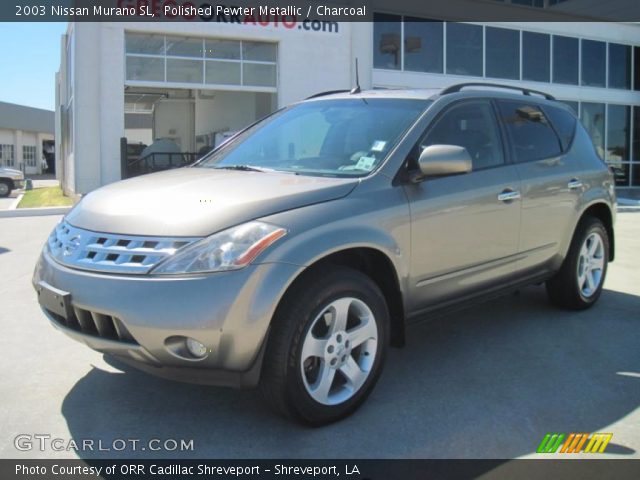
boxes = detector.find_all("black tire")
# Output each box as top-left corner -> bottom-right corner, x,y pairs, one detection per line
546,216 -> 609,310
0,179 -> 11,198
260,265 -> 389,426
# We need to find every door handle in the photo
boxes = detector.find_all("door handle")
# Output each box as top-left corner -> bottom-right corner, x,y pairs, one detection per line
498,189 -> 521,202
568,179 -> 583,190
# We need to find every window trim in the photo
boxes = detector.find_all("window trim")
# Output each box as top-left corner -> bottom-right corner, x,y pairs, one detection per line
540,104 -> 578,154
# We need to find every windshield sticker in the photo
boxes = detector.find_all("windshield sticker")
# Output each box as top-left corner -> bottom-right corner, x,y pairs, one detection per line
371,140 -> 387,152
355,156 -> 376,170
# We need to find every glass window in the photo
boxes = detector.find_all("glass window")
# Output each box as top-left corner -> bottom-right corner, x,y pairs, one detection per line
634,47 -> 640,91
522,31 -> 550,82
607,104 -> 630,162
553,35 -> 578,85
581,39 -> 606,87
165,36 -> 203,58
373,13 -> 401,70
0,144 -> 15,167
486,27 -> 519,80
205,61 -> 241,85
634,107 -> 640,186
243,63 -> 277,87
608,43 -> 631,90
198,99 -> 429,177
403,19 -> 443,73
446,23 -> 483,77
242,42 -> 276,62
421,101 -> 504,170
125,33 -> 165,55
126,56 -> 164,82
23,145 -> 36,167
497,100 -> 562,163
559,100 -> 579,116
542,105 -> 577,152
166,58 -> 203,84
580,103 -> 605,160
205,39 -> 240,60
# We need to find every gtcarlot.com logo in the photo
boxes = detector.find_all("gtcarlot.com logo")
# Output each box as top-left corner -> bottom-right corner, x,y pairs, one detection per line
537,432 -> 612,454
14,434 -> 194,452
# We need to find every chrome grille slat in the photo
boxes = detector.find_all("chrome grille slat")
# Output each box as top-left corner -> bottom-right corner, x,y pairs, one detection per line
47,221 -> 200,274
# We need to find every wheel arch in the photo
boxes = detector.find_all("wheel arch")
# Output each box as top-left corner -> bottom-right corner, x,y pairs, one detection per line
273,247 -> 406,348
579,202 -> 615,261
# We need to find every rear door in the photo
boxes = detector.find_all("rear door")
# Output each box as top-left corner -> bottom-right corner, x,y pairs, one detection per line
404,99 -> 522,312
495,100 -> 580,274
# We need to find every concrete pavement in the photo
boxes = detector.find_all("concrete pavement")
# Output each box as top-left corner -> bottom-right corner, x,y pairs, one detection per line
0,214 -> 638,460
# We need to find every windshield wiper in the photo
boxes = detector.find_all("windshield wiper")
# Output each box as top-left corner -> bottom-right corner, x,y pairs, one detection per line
213,164 -> 272,172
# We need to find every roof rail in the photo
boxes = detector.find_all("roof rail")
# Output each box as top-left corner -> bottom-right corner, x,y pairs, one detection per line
440,82 -> 556,101
306,89 -> 351,100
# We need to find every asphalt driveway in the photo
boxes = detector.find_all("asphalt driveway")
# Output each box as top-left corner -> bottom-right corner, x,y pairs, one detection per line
0,213 -> 638,460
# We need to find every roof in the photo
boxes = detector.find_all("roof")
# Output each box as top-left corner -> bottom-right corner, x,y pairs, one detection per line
0,101 -> 54,134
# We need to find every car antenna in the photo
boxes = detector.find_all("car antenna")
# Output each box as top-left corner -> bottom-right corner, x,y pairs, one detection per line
350,58 -> 361,94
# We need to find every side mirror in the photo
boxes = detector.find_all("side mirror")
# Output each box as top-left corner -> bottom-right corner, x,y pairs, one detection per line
412,144 -> 473,182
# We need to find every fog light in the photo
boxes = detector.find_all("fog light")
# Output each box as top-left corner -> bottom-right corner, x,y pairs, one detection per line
185,338 -> 208,358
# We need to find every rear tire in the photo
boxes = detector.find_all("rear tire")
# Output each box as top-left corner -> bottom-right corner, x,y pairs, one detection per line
546,216 -> 609,310
0,180 -> 11,198
260,265 -> 389,426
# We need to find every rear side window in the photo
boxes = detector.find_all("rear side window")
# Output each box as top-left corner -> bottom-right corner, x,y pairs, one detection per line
497,100 -> 562,163
543,105 -> 577,152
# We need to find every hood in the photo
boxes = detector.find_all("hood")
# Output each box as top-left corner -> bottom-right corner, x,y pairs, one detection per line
65,168 -> 358,237
0,167 -> 24,179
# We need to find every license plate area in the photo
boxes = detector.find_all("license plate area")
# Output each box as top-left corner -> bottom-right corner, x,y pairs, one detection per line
36,281 -> 72,320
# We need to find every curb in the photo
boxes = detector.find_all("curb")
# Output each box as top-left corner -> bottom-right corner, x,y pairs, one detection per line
8,192 -> 24,210
0,206 -> 72,218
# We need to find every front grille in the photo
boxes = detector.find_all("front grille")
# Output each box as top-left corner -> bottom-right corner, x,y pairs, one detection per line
48,221 -> 200,274
47,306 -> 138,344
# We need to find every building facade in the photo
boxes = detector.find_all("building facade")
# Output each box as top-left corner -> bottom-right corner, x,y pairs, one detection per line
0,102 -> 54,175
57,15 -> 640,194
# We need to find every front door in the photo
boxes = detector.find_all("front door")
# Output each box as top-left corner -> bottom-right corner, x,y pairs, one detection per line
403,99 -> 522,314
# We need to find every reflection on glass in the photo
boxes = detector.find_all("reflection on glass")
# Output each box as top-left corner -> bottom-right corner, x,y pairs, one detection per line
167,59 -> 203,84
486,27 -> 519,80
205,61 -> 241,85
126,56 -> 164,82
243,63 -> 277,87
522,31 -> 550,82
580,103 -> 605,159
205,40 -> 241,60
608,43 -> 631,90
125,33 -> 165,55
553,35 -> 578,85
446,23 -> 483,77
373,13 -> 401,70
581,39 -> 606,87
403,19 -> 443,73
242,42 -> 276,62
165,36 -> 203,58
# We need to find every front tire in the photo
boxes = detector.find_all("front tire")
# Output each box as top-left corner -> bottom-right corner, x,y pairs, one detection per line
0,180 -> 11,198
546,216 -> 609,310
260,266 -> 389,425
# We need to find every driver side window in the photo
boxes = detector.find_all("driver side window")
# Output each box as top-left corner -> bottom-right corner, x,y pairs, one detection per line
419,100 -> 505,171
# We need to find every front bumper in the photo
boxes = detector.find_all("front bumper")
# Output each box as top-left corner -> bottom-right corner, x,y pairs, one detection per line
13,179 -> 25,189
33,249 -> 303,387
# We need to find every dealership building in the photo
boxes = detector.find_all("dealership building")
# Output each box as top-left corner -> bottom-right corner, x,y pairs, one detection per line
56,4 -> 640,195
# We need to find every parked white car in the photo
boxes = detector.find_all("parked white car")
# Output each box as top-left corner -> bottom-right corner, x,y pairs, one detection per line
0,167 -> 25,197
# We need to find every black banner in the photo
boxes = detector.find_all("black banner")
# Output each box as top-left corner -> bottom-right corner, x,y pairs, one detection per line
4,0 -> 640,22
3,459 -> 640,480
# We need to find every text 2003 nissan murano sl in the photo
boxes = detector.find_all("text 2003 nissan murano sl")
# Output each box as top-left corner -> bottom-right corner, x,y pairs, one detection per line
34,84 -> 615,425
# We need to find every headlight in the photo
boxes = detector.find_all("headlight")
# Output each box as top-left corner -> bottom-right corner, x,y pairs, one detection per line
151,221 -> 286,275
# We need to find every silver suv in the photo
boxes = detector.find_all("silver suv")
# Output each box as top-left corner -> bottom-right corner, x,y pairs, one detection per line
0,167 -> 25,197
33,83 -> 615,425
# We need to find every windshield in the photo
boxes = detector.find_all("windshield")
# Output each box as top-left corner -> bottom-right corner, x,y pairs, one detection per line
196,98 -> 430,177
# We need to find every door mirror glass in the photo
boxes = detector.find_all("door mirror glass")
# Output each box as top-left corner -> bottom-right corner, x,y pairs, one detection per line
415,144 -> 472,179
